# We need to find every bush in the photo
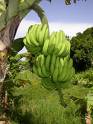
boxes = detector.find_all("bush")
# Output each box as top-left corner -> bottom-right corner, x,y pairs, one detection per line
70,27 -> 93,71
72,68 -> 93,88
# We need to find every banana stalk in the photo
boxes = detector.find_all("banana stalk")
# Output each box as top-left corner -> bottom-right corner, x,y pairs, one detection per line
55,82 -> 67,108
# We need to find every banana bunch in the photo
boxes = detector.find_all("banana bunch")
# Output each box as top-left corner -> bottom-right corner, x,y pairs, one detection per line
33,54 -> 75,83
43,31 -> 70,57
33,54 -> 49,78
24,24 -> 75,83
56,56 -> 75,82
51,55 -> 75,82
23,24 -> 49,54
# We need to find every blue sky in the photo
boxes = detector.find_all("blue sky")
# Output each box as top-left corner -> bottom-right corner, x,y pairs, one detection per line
16,0 -> 93,38
25,0 -> 93,23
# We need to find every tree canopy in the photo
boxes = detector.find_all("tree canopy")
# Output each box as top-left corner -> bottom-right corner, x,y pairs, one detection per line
70,27 -> 93,71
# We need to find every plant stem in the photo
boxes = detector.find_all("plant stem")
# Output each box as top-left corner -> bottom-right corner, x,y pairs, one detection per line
55,82 -> 67,108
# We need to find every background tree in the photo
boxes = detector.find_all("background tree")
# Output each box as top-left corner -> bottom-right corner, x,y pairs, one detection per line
70,27 -> 93,72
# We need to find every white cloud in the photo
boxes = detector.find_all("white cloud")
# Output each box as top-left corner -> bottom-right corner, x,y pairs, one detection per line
15,20 -> 93,39
49,22 -> 93,37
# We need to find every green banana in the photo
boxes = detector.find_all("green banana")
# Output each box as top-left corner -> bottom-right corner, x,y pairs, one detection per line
62,57 -> 70,81
44,27 -> 49,41
36,55 -> 41,67
58,57 -> 68,82
25,32 -> 30,44
58,58 -> 64,81
45,55 -> 51,72
26,32 -> 36,47
41,24 -> 48,45
62,40 -> 70,57
47,32 -> 56,54
35,55 -> 43,77
38,31 -> 44,45
62,66 -> 69,81
58,41 -> 66,56
60,31 -> 69,57
39,54 -> 49,77
37,24 -> 49,46
25,39 -> 34,49
28,25 -> 33,34
41,64 -> 49,77
50,54 -> 56,74
54,32 -> 59,54
28,24 -> 37,36
36,54 -> 44,67
30,34 -> 39,46
33,65 -> 38,75
28,25 -> 39,47
64,59 -> 74,81
52,57 -> 60,82
26,25 -> 35,43
35,54 -> 49,77
37,65 -> 44,77
23,38 -> 32,51
63,42 -> 68,57
36,24 -> 42,41
23,38 -> 29,47
39,54 -> 45,67
42,39 -> 50,55
56,32 -> 63,56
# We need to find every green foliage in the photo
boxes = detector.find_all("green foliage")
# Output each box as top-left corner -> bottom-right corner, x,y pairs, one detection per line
0,1 -> 89,123
2,25 -> 93,124
86,89 -> 93,112
11,38 -> 24,55
2,53 -> 85,124
2,50 -> 90,124
72,68 -> 93,88
70,27 -> 93,71
9,72 -> 82,124
4,25 -> 91,124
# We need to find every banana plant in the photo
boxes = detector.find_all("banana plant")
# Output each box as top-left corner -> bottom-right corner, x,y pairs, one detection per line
0,0 -> 50,82
0,0 -> 50,115
0,0 -> 87,116
0,0 -> 87,82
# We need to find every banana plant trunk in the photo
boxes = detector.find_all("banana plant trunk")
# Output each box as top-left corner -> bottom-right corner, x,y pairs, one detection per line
85,112 -> 91,124
0,16 -> 20,114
